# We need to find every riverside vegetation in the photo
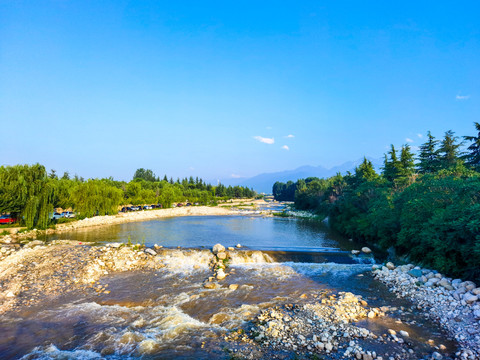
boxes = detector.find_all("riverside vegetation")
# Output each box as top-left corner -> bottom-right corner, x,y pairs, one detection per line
273,123 -> 480,283
0,166 -> 256,230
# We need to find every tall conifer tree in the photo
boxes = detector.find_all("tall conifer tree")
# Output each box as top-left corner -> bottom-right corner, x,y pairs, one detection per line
417,131 -> 439,174
463,122 -> 480,171
438,130 -> 462,169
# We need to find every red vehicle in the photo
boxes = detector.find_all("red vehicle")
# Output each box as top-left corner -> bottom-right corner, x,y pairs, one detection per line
0,215 -> 16,224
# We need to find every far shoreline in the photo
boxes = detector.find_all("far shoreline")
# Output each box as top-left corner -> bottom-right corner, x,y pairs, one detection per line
0,199 -> 279,243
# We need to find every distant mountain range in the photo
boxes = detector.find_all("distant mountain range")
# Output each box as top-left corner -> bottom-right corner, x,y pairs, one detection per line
219,158 -> 383,194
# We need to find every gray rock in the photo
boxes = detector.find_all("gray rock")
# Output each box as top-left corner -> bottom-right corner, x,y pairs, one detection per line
203,282 -> 217,289
463,293 -> 478,304
212,243 -> 225,254
216,251 -> 227,260
144,248 -> 157,256
216,269 -> 226,280
399,330 -> 409,337
472,288 -> 480,296
361,247 -> 372,254
407,269 -> 423,278
386,262 -> 395,270
351,250 -> 360,255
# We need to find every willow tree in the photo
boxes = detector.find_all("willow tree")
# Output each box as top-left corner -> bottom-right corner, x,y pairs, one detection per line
70,179 -> 123,217
0,164 -> 55,228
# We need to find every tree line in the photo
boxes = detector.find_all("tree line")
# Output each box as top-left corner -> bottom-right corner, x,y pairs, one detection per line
273,123 -> 480,282
0,166 -> 256,229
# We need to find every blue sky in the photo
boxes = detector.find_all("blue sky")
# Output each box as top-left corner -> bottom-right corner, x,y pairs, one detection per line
1,1 -> 479,181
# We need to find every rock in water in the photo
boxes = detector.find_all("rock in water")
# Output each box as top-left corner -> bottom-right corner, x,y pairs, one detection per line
216,269 -> 226,280
361,247 -> 372,254
216,251 -> 227,260
144,248 -> 157,256
351,250 -> 360,255
204,282 -> 217,289
212,244 -> 225,254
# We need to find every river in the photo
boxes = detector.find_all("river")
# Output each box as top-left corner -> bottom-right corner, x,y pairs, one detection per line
0,215 -> 456,359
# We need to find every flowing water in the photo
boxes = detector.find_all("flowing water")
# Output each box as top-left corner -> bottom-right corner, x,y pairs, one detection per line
0,216 -> 456,359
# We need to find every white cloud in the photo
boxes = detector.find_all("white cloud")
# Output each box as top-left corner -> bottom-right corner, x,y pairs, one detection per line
282,145 -> 289,150
253,136 -> 274,144
406,138 -> 414,143
456,95 -> 470,100
231,174 -> 242,178
417,133 -> 423,138
285,134 -> 295,138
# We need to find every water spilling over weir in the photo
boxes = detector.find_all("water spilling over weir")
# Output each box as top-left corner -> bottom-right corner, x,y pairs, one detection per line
0,216 -> 457,359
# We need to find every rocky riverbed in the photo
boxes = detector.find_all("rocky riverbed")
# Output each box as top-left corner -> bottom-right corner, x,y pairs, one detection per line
373,263 -> 480,360
0,241 -> 475,359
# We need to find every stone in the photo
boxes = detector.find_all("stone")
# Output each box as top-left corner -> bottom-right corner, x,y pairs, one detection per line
387,329 -> 396,336
399,330 -> 409,337
432,352 -> 443,360
229,284 -> 239,291
203,282 -> 217,289
367,311 -> 375,318
216,269 -> 226,280
473,309 -> 480,319
472,288 -> 480,296
212,243 -> 225,254
6,291 -> 15,298
24,240 -> 44,248
361,247 -> 372,254
408,269 -> 423,278
109,242 -> 122,248
216,252 -> 227,260
144,248 -> 157,256
228,247 -> 234,251
463,293 -> 478,304
236,244 -> 242,248
351,250 -> 360,255
386,262 -> 395,270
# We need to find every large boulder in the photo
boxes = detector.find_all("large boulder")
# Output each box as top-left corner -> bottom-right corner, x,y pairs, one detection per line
408,269 -> 423,278
212,244 -> 225,255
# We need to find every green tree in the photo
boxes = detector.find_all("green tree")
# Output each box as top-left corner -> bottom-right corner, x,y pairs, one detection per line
397,144 -> 415,184
133,168 -> 156,182
438,130 -> 462,169
382,145 -> 400,182
417,131 -> 440,174
463,122 -> 480,172
355,157 -> 378,182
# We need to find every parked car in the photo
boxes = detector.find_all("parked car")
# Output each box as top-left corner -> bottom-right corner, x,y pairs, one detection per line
62,211 -> 75,218
143,205 -> 153,210
51,212 -> 64,220
131,206 -> 140,211
0,214 -> 16,224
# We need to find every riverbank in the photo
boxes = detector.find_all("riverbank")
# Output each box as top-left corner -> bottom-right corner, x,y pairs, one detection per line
0,201 -> 278,244
373,263 -> 480,359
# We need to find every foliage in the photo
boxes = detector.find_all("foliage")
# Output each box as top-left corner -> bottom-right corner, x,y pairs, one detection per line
0,165 -> 256,229
272,123 -> 480,282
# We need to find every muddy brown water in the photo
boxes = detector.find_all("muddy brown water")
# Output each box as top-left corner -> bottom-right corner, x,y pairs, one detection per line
0,216 -> 456,359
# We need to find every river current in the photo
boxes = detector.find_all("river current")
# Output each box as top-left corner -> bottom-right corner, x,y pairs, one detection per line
0,215 -> 455,359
